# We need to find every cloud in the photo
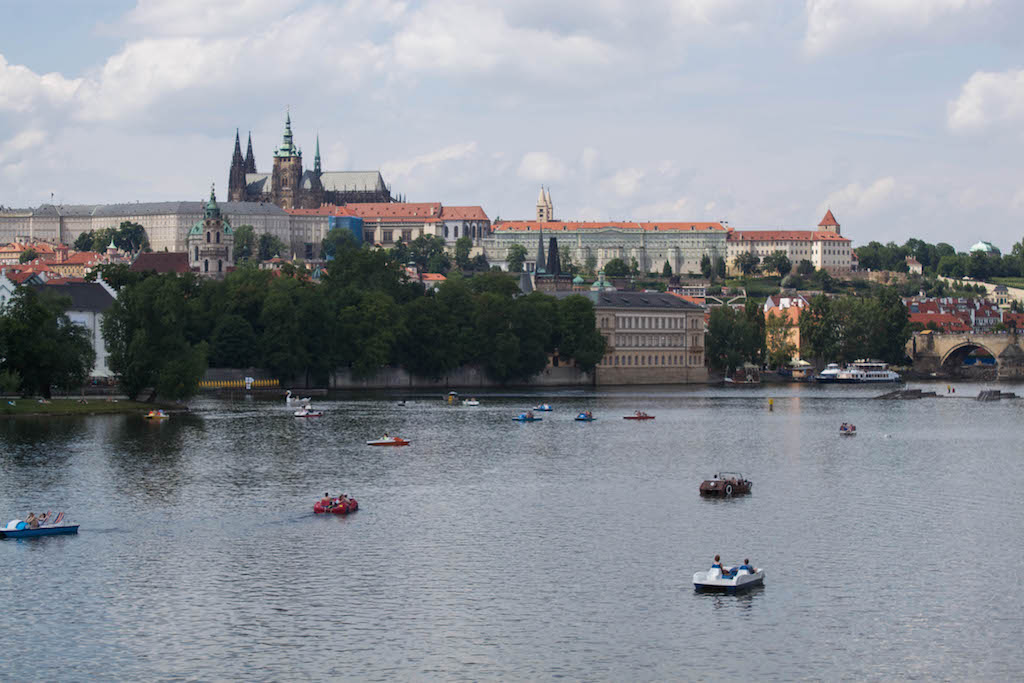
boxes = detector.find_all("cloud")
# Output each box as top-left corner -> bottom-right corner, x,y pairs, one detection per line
803,0 -> 993,55
0,55 -> 82,113
517,152 -> 567,182
605,167 -> 645,197
123,0 -> 307,36
819,176 -> 897,215
382,141 -> 478,179
631,196 -> 691,220
0,129 -> 47,164
948,68 -> 1024,132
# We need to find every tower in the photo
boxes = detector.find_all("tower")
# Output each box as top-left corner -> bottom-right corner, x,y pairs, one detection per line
305,134 -> 324,208
535,222 -> 545,273
244,132 -> 256,173
188,184 -> 234,279
228,129 -> 247,202
536,186 -> 554,222
818,209 -> 840,235
271,111 -> 303,210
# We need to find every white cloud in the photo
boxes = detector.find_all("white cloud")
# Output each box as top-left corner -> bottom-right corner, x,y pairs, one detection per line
606,167 -> 645,197
382,141 -> 477,179
819,176 -> 897,216
0,129 -> 47,164
517,152 -> 566,182
123,0 -> 307,36
0,55 -> 82,113
580,147 -> 600,177
631,196 -> 691,220
803,0 -> 993,55
948,68 -> 1024,132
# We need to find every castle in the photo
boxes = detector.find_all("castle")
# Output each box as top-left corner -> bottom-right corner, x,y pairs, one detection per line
228,112 -> 397,209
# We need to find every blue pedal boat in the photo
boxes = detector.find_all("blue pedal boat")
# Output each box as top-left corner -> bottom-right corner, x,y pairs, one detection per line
575,413 -> 596,421
513,413 -> 542,422
0,525 -> 79,539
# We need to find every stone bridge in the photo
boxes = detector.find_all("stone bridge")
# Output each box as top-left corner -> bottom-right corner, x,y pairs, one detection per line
906,332 -> 1024,379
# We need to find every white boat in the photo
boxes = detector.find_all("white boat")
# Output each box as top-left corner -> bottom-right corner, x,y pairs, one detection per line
693,566 -> 765,592
463,398 -> 480,406
294,406 -> 323,417
815,363 -> 842,383
816,360 -> 900,384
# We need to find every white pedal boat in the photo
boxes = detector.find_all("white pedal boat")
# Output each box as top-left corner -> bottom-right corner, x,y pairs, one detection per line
693,566 -> 765,592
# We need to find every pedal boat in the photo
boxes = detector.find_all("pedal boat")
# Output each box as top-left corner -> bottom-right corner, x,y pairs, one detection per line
513,413 -> 542,422
0,525 -> 79,539
367,436 -> 410,446
145,410 -> 169,420
533,404 -> 553,411
294,408 -> 323,417
623,411 -> 655,420
693,566 -> 765,592
574,413 -> 596,421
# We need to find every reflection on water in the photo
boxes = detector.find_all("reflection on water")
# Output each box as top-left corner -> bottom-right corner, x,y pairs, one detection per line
2,382 -> 1023,680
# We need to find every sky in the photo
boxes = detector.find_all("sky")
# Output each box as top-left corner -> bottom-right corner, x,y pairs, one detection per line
1,0 -> 1024,251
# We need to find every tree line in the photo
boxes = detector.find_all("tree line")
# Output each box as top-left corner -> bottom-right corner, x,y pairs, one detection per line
856,237 -> 1024,280
99,231 -> 606,401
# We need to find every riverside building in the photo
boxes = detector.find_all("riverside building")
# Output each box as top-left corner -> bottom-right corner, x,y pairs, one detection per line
725,210 -> 853,275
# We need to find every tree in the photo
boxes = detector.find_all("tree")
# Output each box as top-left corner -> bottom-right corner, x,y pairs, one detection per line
796,259 -> 815,276
604,258 -> 630,277
0,288 -> 95,398
258,233 -> 288,261
102,273 -> 208,401
233,225 -> 256,263
74,232 -> 95,252
18,249 -> 38,263
715,255 -> 726,278
408,235 -> 449,273
506,243 -> 528,273
209,314 -> 258,368
705,302 -> 765,374
765,309 -> 797,369
560,246 -> 578,276
662,260 -> 673,277
87,263 -> 144,290
762,250 -> 792,277
700,254 -> 712,279
555,295 -> 607,371
584,255 -> 598,277
454,236 -> 473,271
114,221 -> 149,252
799,295 -> 838,365
629,257 -> 640,277
320,226 -> 358,261
733,252 -> 760,276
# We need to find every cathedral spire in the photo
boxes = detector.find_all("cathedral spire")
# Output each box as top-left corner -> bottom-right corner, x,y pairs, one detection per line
314,134 -> 322,175
205,183 -> 221,219
535,222 -> 546,274
277,109 -> 298,157
245,131 -> 256,173
232,129 -> 242,161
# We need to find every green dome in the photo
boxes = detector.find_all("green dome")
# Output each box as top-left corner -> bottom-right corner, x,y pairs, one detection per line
573,275 -> 585,284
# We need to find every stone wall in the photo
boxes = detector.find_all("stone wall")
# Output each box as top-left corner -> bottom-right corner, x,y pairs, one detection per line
595,366 -> 709,385
330,365 -> 594,390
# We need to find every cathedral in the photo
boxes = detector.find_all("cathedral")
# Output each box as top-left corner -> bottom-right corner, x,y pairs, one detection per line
228,113 -> 397,210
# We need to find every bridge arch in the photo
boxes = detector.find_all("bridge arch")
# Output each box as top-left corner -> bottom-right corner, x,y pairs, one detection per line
940,341 -> 998,377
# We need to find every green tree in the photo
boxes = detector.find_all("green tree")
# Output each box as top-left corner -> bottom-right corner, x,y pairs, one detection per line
799,295 -> 838,365
555,295 -> 607,371
765,309 -> 796,369
114,221 -> 149,252
662,260 -> 673,277
796,259 -> 815,276
233,224 -> 256,263
733,252 -> 760,276
74,232 -> 95,252
87,263 -> 144,290
18,249 -> 38,263
630,257 -> 640,277
209,314 -> 259,368
506,243 -> 528,273
762,250 -> 792,277
258,233 -> 288,261
603,258 -> 630,277
584,255 -> 598,277
0,288 -> 95,398
700,253 -> 712,279
454,236 -> 473,271
715,255 -> 726,278
102,273 -> 208,401
469,270 -> 522,298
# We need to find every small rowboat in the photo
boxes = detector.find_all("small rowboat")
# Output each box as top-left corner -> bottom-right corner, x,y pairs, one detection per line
367,436 -> 410,446
624,412 -> 655,420
0,525 -> 79,539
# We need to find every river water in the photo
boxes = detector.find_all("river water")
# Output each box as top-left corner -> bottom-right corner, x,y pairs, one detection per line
2,382 -> 1023,680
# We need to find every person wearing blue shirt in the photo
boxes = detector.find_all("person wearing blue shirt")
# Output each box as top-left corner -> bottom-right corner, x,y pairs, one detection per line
739,558 -> 755,573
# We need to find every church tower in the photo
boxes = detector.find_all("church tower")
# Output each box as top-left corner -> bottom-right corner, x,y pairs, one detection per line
244,132 -> 256,173
304,134 -> 325,208
271,111 -> 303,210
228,129 -> 247,202
818,209 -> 840,235
535,186 -> 554,222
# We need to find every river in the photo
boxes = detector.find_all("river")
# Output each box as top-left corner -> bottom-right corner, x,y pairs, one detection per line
2,382 -> 1022,680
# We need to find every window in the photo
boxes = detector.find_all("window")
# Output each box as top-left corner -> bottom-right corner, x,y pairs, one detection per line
204,260 -> 209,272
382,230 -> 393,243
218,260 -> 223,272
215,232 -> 220,244
363,230 -> 374,242
206,232 -> 211,243
402,229 -> 412,242
194,246 -> 199,261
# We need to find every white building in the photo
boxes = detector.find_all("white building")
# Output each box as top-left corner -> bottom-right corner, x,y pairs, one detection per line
31,280 -> 118,378
725,210 -> 853,275
286,202 -> 491,247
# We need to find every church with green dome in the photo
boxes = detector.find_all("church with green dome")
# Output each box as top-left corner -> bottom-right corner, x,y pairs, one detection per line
187,185 -> 234,278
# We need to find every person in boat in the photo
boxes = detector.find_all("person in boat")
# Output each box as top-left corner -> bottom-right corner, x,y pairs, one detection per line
738,558 -> 756,573
711,554 -> 723,571
24,512 -> 39,529
320,492 -> 333,507
526,411 -> 534,419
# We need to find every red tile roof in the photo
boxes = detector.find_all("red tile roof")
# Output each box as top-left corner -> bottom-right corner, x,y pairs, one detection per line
818,210 -> 839,227
727,230 -> 850,243
130,252 -> 190,273
64,251 -> 103,265
421,273 -> 447,281
493,221 -> 726,233
910,312 -> 971,332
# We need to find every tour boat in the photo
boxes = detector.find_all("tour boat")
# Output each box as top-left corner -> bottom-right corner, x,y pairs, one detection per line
294,408 -> 323,417
574,412 -> 596,421
0,524 -> 79,539
624,411 -> 655,420
699,472 -> 753,497
313,498 -> 359,514
366,436 -> 410,446
513,413 -> 542,422
533,404 -> 553,411
145,409 -> 169,420
815,363 -> 842,383
817,361 -> 901,383
693,565 -> 765,592
463,398 -> 480,406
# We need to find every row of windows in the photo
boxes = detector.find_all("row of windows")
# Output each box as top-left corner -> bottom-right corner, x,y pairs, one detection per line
598,352 -> 703,367
614,315 -> 697,330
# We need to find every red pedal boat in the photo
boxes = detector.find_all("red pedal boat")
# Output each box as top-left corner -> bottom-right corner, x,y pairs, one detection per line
366,436 -> 410,446
623,411 -> 655,420
313,498 -> 359,514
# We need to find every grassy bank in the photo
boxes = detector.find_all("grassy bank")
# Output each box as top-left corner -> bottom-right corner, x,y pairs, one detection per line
0,398 -> 183,417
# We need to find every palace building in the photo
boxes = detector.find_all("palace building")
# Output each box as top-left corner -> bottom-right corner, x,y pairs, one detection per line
228,112 -> 396,209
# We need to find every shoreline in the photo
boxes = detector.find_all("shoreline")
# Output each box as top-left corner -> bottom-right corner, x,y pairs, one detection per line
0,399 -> 187,418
